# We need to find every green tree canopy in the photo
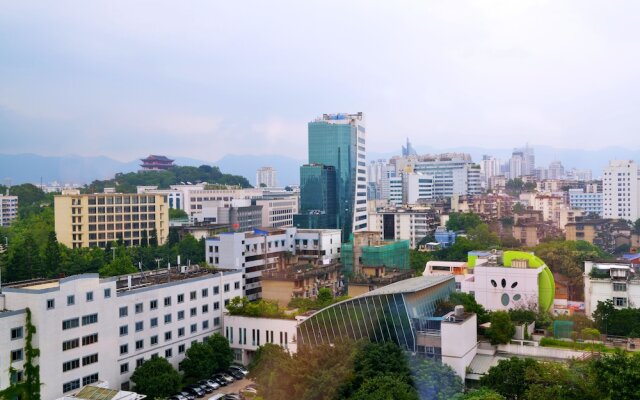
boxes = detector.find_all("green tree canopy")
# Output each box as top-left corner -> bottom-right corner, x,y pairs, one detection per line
446,212 -> 483,232
412,358 -> 463,400
487,311 -> 515,345
181,333 -> 234,382
130,356 -> 181,399
348,375 -> 419,400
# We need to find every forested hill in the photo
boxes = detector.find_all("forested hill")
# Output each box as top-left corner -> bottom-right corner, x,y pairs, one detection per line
85,165 -> 252,193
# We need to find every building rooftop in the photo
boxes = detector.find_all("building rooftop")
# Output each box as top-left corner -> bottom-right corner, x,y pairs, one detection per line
362,275 -> 453,297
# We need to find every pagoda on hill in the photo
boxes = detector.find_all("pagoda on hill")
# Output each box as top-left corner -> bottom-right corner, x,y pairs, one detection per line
140,155 -> 175,171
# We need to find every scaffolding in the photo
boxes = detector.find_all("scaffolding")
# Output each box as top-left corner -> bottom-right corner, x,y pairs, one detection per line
341,238 -> 410,275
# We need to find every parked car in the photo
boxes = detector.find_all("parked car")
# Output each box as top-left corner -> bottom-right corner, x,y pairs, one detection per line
169,395 -> 187,400
211,374 -> 228,386
183,386 -> 205,398
227,369 -> 244,380
198,383 -> 214,394
230,365 -> 249,376
219,372 -> 235,383
199,379 -> 221,391
179,392 -> 195,400
209,395 -> 226,400
223,394 -> 241,400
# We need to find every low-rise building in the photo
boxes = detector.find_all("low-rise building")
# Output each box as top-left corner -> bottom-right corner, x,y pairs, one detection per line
0,194 -> 18,227
0,268 -> 242,399
451,194 -> 513,222
368,204 -> 439,248
583,261 -> 640,317
261,261 -> 343,305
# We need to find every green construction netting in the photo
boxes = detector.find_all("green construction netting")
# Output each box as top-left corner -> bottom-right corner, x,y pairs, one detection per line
554,320 -> 574,339
341,240 -> 410,274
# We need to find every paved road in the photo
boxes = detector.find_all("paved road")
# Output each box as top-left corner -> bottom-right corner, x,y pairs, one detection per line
212,377 -> 254,396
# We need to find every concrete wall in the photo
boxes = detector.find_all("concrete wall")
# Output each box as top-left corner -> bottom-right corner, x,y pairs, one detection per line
441,314 -> 477,380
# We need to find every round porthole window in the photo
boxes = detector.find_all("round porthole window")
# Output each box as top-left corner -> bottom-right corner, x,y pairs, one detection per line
513,294 -> 522,301
501,293 -> 510,306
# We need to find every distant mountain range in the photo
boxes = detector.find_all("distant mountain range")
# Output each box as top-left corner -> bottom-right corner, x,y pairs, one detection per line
1,145 -> 638,186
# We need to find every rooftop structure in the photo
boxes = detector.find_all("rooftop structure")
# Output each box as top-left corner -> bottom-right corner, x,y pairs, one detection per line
341,231 -> 410,276
139,155 -> 174,171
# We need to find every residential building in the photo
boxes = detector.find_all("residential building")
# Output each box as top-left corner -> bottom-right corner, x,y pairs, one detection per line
0,269 -> 242,399
480,155 -> 501,188
261,260 -> 342,305
451,194 -> 514,222
191,199 -> 262,232
54,190 -> 168,248
569,187 -> 603,216
294,113 -> 367,241
509,145 -> 535,179
434,226 -> 457,248
255,167 -> 277,188
139,155 -> 174,171
0,194 -> 18,227
583,261 -> 640,317
548,160 -> 565,180
205,228 -> 342,300
403,172 -> 435,204
603,160 -> 640,221
368,204 -> 439,248
382,176 -> 403,205
255,197 -> 298,228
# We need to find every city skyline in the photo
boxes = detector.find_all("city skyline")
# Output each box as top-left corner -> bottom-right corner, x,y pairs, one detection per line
3,1 -> 640,161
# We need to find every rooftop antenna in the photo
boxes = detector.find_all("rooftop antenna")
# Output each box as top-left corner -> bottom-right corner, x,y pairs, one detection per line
3,178 -> 11,196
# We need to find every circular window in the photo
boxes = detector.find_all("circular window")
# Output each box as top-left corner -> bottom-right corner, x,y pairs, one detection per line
513,294 -> 522,301
501,293 -> 510,306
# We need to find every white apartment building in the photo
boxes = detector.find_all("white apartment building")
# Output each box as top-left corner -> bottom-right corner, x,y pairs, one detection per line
0,194 -> 18,227
0,269 -> 243,399
583,261 -> 640,317
480,156 -> 501,188
223,315 -> 301,365
569,188 -> 603,216
405,154 -> 481,197
381,176 -> 403,205
205,228 -> 341,301
255,167 -> 277,188
368,204 -> 439,248
403,173 -> 434,204
255,197 -> 298,228
603,160 -> 640,221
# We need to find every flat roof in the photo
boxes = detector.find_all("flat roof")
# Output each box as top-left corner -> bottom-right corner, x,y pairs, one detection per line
362,275 -> 453,297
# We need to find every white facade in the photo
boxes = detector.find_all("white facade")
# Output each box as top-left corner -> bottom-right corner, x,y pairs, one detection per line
0,194 -> 19,227
411,156 -> 481,197
255,197 -> 298,228
0,270 -> 242,399
255,167 -> 277,188
205,228 -> 342,301
462,265 -> 543,311
480,156 -> 501,188
403,173 -> 434,204
569,188 -> 603,216
223,315 -> 300,365
441,312 -> 478,380
368,205 -> 439,248
382,176 -> 403,205
602,160 -> 640,221
583,261 -> 640,317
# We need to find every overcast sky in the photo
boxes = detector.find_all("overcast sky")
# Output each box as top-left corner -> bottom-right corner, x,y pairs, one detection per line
1,1 -> 640,162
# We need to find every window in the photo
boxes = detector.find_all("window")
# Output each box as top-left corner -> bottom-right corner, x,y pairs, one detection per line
190,307 -> 197,317
119,306 -> 128,317
63,379 -> 80,393
150,335 -> 158,345
135,339 -> 144,350
136,358 -> 145,368
86,291 -> 94,302
120,363 -> 129,374
10,349 -> 23,362
213,286 -> 219,295
178,344 -> 186,354
47,299 -> 55,309
614,297 -> 628,307
164,314 -> 172,324
190,291 -> 197,300
135,303 -> 143,313
165,348 -> 173,358
177,294 -> 184,303
82,373 -> 99,386
613,282 -> 627,292
190,324 -> 197,333
150,317 -> 158,328
234,281 -> 240,290
164,296 -> 171,307
202,288 -> 208,298
82,313 -> 98,326
120,325 -> 129,336
214,301 -> 220,310
67,295 -> 75,306
104,288 -> 111,298
62,318 -> 80,330
177,310 -> 185,320
165,331 -> 172,341
150,299 -> 158,310
62,338 -> 80,351
120,344 -> 129,355
224,284 -> 230,292
62,359 -> 80,372
178,327 -> 185,337
202,304 -> 209,314
82,353 -> 98,366
10,327 -> 23,340
202,320 -> 209,330
135,321 -> 144,332
82,333 -> 98,346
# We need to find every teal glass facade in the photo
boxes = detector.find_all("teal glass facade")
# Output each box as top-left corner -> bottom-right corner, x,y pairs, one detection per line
297,276 -> 455,356
293,164 -> 337,230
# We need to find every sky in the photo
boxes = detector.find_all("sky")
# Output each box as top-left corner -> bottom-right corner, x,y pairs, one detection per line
1,1 -> 640,162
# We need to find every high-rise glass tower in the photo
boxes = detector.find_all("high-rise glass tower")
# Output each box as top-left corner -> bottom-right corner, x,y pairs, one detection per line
294,113 -> 367,241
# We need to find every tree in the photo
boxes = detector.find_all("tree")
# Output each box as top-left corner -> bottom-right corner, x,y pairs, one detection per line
487,311 -> 515,345
99,254 -> 136,277
6,233 -> 43,282
316,287 -> 333,307
458,388 -> 505,399
466,223 -> 500,248
480,357 -> 540,399
207,333 -> 234,372
412,358 -> 463,400
634,218 -> 640,234
181,334 -> 233,382
348,375 -> 419,400
42,231 -> 61,277
591,350 -> 640,400
140,230 -> 148,247
169,208 -> 189,220
167,227 -> 181,246
449,292 -> 488,323
446,212 -> 482,232
131,356 -> 181,399
177,234 -> 203,264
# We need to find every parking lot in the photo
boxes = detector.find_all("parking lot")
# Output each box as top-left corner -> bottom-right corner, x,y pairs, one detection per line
213,377 -> 254,396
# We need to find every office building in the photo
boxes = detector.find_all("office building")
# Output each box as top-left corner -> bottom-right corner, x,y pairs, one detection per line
583,261 -> 640,317
255,167 -> 277,188
295,113 -> 367,241
400,154 -> 481,197
368,204 -> 439,248
255,197 -> 298,228
205,228 -> 342,300
403,172 -> 435,204
569,188 -> 603,216
0,194 -> 18,227
603,160 -> 640,221
54,190 -> 168,248
0,269 -> 243,399
293,164 -> 337,229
